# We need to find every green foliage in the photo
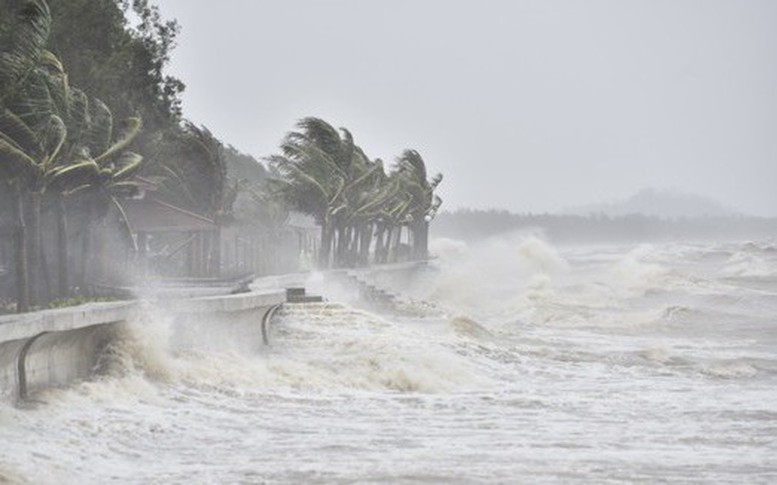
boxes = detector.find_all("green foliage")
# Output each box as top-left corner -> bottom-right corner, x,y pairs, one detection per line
395,149 -> 443,223
45,0 -> 184,132
145,122 -> 232,219
0,46 -> 68,189
0,0 -> 51,105
224,144 -> 268,185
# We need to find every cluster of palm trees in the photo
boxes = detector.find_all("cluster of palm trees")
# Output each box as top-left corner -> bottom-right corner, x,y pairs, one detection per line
267,117 -> 443,268
1,0 -> 145,311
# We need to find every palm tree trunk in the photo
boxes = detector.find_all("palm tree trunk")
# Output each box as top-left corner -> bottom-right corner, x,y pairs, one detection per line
380,225 -> 392,264
412,220 -> 429,260
335,223 -> 347,268
56,195 -> 69,298
390,225 -> 402,263
318,220 -> 333,269
359,223 -> 372,266
39,240 -> 51,303
80,205 -> 93,291
347,225 -> 359,267
211,228 -> 221,277
27,191 -> 41,306
14,186 -> 28,313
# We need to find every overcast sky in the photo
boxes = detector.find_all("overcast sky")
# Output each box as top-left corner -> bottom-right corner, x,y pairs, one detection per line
157,0 -> 777,216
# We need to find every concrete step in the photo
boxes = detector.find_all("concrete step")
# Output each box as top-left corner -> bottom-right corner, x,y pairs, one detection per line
285,287 -> 307,298
287,295 -> 324,303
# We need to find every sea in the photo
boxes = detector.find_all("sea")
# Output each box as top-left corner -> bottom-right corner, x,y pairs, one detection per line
1,235 -> 776,484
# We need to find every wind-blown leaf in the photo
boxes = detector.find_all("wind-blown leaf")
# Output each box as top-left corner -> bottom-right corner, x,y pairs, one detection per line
94,117 -> 141,164
0,107 -> 41,154
84,98 -> 112,156
0,0 -> 51,104
0,136 -> 40,181
112,152 -> 144,180
46,158 -> 100,191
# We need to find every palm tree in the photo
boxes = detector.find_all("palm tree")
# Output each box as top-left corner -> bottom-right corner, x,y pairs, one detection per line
24,44 -> 142,298
3,24 -> 144,300
46,98 -> 143,292
267,117 -> 359,268
338,156 -> 397,266
394,149 -> 442,260
143,122 -> 236,277
0,47 -> 68,307
146,122 -> 228,219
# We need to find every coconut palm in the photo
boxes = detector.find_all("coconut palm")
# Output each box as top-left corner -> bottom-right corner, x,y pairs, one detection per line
267,117 -> 360,268
146,122 -> 229,219
46,98 -> 143,292
0,47 -> 68,308
3,22 -> 144,300
394,149 -> 443,260
24,44 -> 141,297
337,156 -> 397,266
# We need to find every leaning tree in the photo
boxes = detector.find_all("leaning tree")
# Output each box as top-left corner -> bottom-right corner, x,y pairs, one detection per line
394,149 -> 442,261
0,0 -> 67,309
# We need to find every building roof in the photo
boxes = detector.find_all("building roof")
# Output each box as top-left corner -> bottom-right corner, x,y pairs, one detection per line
123,198 -> 217,233
286,211 -> 318,231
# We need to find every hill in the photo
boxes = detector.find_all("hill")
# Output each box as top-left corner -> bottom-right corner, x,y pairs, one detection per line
567,188 -> 735,218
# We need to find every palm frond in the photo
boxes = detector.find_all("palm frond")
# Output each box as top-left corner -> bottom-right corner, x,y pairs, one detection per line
40,114 -> 66,167
94,117 -> 141,164
112,151 -> 144,180
46,158 -> 100,192
0,107 -> 41,154
0,0 -> 51,104
84,98 -> 112,155
0,135 -> 41,181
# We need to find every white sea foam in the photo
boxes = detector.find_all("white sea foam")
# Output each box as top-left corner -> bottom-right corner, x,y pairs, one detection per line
2,239 -> 776,483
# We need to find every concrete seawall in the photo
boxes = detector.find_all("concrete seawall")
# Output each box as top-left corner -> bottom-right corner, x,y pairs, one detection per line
0,289 -> 285,403
0,262 -> 429,404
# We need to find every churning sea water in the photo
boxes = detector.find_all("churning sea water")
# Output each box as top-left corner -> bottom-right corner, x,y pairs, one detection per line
1,237 -> 776,484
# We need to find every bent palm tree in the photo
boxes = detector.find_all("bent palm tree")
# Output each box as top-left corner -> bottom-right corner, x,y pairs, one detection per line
395,149 -> 443,260
267,117 -> 360,268
145,122 -> 228,219
0,44 -> 67,308
47,111 -> 143,290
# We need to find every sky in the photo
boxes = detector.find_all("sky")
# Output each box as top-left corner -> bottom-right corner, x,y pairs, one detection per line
156,0 -> 777,216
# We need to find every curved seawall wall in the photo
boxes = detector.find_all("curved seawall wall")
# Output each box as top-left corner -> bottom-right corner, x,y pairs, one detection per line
0,290 -> 285,403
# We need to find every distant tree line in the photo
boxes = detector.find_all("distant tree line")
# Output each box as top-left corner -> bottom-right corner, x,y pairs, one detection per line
433,209 -> 777,244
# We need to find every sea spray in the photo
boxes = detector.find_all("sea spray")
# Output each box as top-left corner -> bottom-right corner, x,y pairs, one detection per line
270,303 -> 498,393
423,234 -> 568,320
2,240 -> 776,483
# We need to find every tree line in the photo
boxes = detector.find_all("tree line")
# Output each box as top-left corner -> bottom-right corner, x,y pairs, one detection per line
433,209 -> 777,244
